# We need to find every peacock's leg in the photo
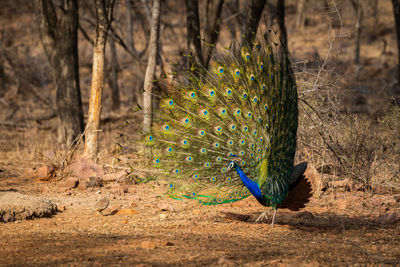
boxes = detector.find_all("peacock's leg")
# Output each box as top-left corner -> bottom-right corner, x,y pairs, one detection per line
270,208 -> 277,228
255,210 -> 269,223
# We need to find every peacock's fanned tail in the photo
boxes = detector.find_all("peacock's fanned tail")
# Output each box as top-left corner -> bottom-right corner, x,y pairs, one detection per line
125,36 -> 298,207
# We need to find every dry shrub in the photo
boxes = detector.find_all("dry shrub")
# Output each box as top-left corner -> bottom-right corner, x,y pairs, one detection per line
295,62 -> 400,192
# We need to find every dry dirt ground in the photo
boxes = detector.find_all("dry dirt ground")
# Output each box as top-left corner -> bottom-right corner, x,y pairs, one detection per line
0,169 -> 399,266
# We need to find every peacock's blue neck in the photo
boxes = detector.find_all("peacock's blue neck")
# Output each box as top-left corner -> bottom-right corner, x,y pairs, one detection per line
234,164 -> 266,204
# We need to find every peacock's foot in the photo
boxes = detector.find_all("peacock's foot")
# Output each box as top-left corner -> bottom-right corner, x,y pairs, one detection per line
255,211 -> 269,223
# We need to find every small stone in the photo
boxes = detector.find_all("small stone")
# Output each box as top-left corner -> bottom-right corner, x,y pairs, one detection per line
59,177 -> 79,189
78,177 -> 103,190
217,256 -> 234,267
104,204 -> 121,216
129,202 -> 137,208
376,212 -> 400,224
141,241 -> 155,249
162,241 -> 174,246
2,213 -> 15,222
68,158 -> 104,179
36,165 -> 55,181
122,219 -> 128,224
116,208 -> 139,215
110,184 -> 127,196
58,205 -> 66,211
157,203 -> 174,212
102,170 -> 127,182
331,178 -> 353,191
337,199 -> 351,210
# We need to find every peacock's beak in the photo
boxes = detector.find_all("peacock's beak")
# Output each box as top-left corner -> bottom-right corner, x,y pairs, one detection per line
227,164 -> 233,172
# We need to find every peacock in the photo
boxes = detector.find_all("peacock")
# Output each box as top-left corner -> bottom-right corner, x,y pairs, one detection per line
119,33 -> 314,227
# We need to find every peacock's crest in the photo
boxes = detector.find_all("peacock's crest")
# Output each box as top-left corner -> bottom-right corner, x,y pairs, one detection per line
117,34 -> 298,208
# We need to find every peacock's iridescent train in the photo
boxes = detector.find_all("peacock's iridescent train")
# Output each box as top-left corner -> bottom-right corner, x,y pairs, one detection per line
120,35 -> 303,210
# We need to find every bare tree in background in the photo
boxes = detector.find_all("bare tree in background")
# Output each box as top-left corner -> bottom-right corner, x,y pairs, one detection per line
203,0 -> 225,69
392,0 -> 400,84
108,34 -> 120,111
143,0 -> 161,133
185,0 -> 203,72
296,0 -> 306,29
351,0 -> 363,79
33,0 -> 84,145
276,0 -> 287,48
84,0 -> 115,160
241,0 -> 267,49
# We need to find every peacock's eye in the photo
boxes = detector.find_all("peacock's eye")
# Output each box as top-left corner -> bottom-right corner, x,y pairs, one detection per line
245,52 -> 250,60
250,74 -> 255,81
253,96 -> 258,102
209,90 -> 215,96
235,68 -> 240,75
148,135 -> 153,141
226,89 -> 232,95
242,92 -> 247,99
155,158 -> 160,163
190,92 -> 196,98
168,100 -> 174,106
218,66 -> 224,73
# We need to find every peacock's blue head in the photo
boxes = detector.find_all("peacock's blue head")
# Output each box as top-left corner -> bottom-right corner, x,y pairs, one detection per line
227,161 -> 236,172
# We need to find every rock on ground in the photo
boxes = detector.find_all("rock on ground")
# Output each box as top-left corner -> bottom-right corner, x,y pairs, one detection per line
0,192 -> 57,223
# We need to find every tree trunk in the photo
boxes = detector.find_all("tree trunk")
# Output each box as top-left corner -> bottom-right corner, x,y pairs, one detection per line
392,0 -> 400,84
352,0 -> 363,79
276,0 -> 288,48
33,0 -> 84,145
296,0 -> 306,29
203,0 -> 224,69
241,0 -> 267,49
185,0 -> 204,72
108,34 -> 120,111
143,0 -> 161,133
84,0 -> 115,160
126,0 -> 136,54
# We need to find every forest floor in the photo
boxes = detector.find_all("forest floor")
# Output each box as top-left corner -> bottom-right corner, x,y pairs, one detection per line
0,157 -> 399,266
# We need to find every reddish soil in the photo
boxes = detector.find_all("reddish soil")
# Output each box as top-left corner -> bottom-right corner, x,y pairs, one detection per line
0,173 -> 399,266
